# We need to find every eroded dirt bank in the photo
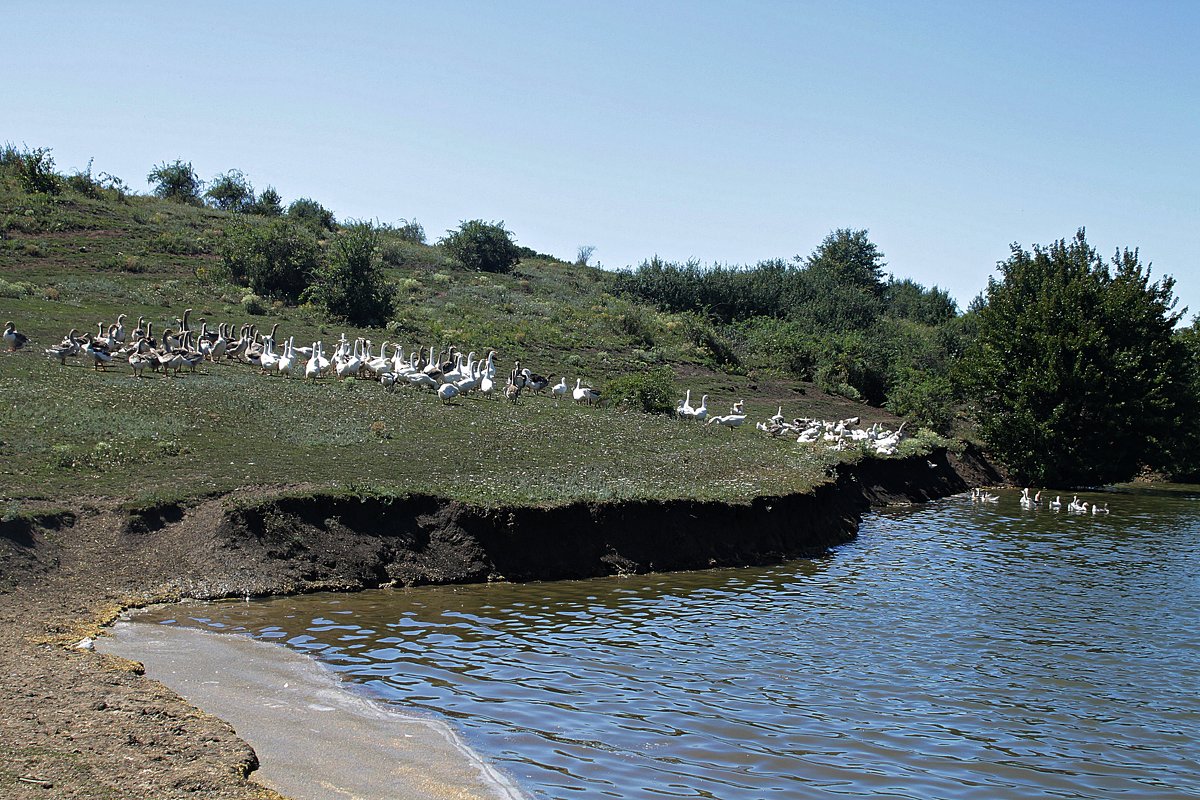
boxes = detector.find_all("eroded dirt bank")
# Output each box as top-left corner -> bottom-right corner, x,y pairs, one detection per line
0,446 -> 998,799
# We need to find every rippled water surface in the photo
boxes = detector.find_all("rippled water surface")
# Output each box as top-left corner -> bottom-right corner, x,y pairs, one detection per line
144,487 -> 1200,799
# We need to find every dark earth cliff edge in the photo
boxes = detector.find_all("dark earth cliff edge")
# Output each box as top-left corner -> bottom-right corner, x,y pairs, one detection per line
0,446 -> 999,800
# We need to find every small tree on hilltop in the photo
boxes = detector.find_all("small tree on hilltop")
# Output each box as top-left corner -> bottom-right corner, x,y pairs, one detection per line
803,228 -> 887,295
148,160 -> 203,205
205,169 -> 255,212
439,219 -> 521,274
305,222 -> 394,326
247,186 -> 284,216
287,197 -> 337,232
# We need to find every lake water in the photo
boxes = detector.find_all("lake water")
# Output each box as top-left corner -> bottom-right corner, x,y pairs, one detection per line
137,487 -> 1200,799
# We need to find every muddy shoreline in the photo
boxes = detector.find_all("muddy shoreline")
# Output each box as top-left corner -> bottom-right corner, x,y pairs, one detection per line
0,447 -> 999,799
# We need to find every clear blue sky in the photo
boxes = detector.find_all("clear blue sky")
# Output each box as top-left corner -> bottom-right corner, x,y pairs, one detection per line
5,1 -> 1198,318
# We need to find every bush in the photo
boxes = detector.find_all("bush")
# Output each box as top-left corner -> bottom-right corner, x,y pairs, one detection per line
393,218 -> 425,244
206,169 -> 255,212
14,147 -> 61,195
148,160 -> 203,205
247,186 -> 283,216
304,222 -> 394,326
221,219 -> 319,302
241,293 -> 267,315
439,219 -> 521,274
287,197 -> 337,232
605,368 -> 677,415
64,158 -> 102,199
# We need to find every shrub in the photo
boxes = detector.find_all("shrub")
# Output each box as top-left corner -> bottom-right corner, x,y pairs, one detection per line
304,222 -> 394,326
605,368 -> 677,415
14,147 -> 61,195
64,158 -> 102,198
221,219 -> 319,302
205,169 -> 255,212
0,278 -> 36,298
148,160 -> 203,205
439,219 -> 521,274
241,293 -> 267,315
287,197 -> 337,232
393,218 -> 425,244
247,186 -> 283,216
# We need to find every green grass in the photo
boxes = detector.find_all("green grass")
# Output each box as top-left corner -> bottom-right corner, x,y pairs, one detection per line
0,171 -> 912,509
0,348 -> 849,506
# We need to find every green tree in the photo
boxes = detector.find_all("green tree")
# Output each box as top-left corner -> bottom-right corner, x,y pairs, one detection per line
148,160 -> 203,205
287,197 -> 337,232
803,228 -> 887,295
960,230 -> 1192,485
305,222 -> 394,325
205,169 -> 255,212
439,219 -> 521,274
220,219 -> 319,302
247,186 -> 284,216
1170,319 -> 1200,478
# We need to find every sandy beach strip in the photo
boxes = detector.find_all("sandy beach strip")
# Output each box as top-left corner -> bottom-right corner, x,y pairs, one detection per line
98,618 -> 527,800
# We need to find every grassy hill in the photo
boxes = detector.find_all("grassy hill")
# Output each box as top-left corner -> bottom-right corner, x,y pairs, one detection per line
0,163 -> 918,510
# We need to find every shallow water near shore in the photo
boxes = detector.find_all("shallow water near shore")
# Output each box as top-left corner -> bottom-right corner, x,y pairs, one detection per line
134,487 -> 1200,799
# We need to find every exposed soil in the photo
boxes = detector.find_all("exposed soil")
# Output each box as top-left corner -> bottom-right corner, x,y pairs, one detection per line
0,448 -> 998,799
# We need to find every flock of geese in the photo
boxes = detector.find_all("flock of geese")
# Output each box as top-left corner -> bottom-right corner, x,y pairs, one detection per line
972,486 -> 1111,515
14,312 -> 908,450
5,312 -> 923,453
754,410 -> 907,455
33,311 -> 617,407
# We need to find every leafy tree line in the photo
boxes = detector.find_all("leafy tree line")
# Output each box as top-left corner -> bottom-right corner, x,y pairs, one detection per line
615,229 -> 962,429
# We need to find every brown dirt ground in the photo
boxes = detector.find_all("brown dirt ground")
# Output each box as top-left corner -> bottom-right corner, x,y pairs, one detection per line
0,497 -> 288,800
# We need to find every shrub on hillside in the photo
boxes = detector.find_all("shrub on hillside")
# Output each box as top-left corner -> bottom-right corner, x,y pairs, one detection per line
13,147 -> 61,195
304,222 -> 394,326
392,218 -> 425,244
287,197 -> 337,232
221,219 -> 319,302
206,170 -> 255,212
439,219 -> 521,274
148,160 -> 203,205
247,186 -> 283,216
605,368 -> 676,416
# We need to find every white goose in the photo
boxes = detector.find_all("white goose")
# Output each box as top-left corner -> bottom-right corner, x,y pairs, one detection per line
706,413 -> 747,433
258,337 -> 280,373
277,337 -> 297,378
676,389 -> 694,419
551,376 -> 568,402
572,378 -> 600,406
691,394 -> 709,424
304,342 -> 323,381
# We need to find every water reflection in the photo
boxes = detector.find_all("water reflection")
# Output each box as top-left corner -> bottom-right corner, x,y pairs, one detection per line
144,487 -> 1200,799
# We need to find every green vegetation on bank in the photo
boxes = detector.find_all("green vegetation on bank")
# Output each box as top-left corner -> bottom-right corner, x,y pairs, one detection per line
2,143 -> 1196,490
0,146 -> 925,508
